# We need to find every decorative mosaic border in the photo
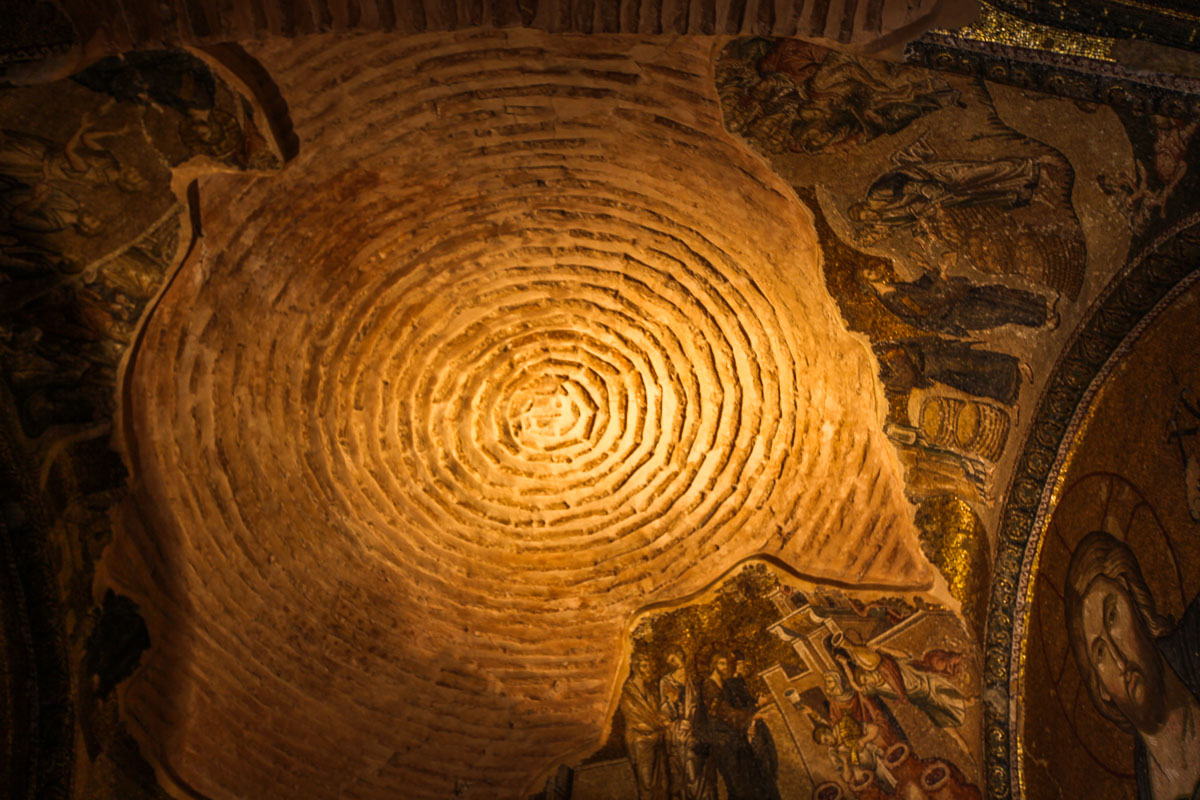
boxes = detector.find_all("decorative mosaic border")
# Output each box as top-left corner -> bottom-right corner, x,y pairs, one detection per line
906,32 -> 1200,117
982,214 -> 1200,799
987,0 -> 1200,57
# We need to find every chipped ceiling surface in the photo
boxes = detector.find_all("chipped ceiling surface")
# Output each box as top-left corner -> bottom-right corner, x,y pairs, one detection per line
114,32 -> 931,799
2,2 -> 1200,800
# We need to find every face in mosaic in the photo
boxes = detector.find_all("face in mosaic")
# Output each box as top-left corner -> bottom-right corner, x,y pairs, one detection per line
6,21 -> 1200,800
1024,280 -> 1200,800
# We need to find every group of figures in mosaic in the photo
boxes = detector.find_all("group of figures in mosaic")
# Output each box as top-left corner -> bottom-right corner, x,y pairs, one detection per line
716,39 -> 1067,568
6,28 -> 1200,800
713,36 -> 1200,643
619,647 -> 782,800
555,36 -> 1200,800
570,567 -> 982,800
717,37 -> 1082,483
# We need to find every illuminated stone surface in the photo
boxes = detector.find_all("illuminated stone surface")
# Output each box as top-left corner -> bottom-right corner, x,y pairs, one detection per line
106,31 -> 937,799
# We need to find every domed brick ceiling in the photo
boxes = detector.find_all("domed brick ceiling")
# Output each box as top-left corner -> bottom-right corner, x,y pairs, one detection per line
104,31 -> 941,799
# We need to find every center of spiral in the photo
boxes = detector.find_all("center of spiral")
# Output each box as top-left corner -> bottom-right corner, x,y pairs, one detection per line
507,374 -> 596,455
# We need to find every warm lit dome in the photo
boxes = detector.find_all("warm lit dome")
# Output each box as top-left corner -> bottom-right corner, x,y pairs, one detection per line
107,30 -> 932,799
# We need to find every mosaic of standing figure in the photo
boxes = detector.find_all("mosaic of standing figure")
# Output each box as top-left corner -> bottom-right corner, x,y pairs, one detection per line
553,564 -> 981,800
1023,279 -> 1200,800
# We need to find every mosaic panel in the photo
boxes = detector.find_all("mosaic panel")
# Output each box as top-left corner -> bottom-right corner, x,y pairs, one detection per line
1021,274 -> 1200,800
558,563 -> 982,800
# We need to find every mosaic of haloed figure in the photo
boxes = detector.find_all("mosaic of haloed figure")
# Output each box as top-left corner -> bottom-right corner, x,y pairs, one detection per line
1025,278 -> 1200,800
1066,530 -> 1200,800
564,564 -> 982,800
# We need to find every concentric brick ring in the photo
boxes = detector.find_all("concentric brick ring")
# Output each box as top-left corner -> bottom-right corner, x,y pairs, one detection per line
316,221 -> 792,562
110,30 -> 934,800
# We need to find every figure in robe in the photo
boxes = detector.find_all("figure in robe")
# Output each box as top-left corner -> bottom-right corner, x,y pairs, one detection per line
726,654 -> 780,799
1,180 -> 101,236
820,670 -> 906,748
1066,532 -> 1200,800
659,646 -> 715,800
861,266 -> 1049,336
849,137 -> 1039,233
0,112 -> 146,245
811,717 -> 896,794
700,652 -> 779,800
1099,116 -> 1199,234
873,338 -> 1022,406
755,40 -> 959,154
839,644 -> 968,729
621,653 -> 669,800
0,117 -> 145,193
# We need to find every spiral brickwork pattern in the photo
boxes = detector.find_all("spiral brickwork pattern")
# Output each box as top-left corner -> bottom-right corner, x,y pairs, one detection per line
109,31 -> 935,799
